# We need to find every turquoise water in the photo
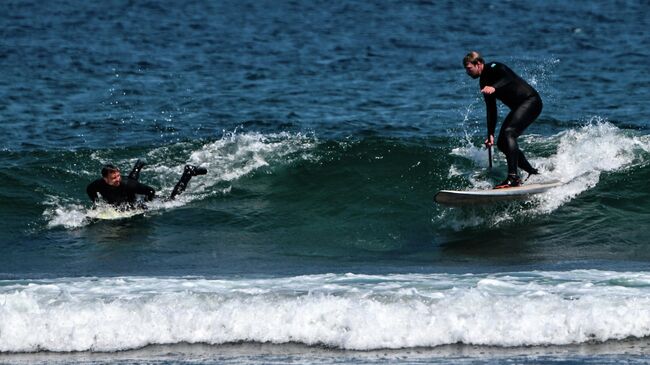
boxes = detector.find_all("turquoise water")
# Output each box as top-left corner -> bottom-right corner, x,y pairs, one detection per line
1,0 -> 650,363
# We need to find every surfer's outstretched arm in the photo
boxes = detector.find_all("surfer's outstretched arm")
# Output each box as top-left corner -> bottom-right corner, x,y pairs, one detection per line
169,165 -> 207,200
135,182 -> 156,201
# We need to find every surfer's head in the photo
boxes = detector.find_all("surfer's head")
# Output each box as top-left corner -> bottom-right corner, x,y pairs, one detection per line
101,164 -> 121,187
463,51 -> 484,79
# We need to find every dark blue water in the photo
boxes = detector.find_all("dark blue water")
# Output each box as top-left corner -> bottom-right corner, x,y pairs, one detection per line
1,0 -> 650,363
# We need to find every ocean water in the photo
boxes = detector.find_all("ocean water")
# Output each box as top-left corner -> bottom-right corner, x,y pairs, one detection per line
1,0 -> 650,364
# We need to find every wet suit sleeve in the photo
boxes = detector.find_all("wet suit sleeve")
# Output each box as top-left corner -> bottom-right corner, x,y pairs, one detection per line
126,179 -> 156,201
484,94 -> 497,136
137,183 -> 156,201
86,179 -> 101,203
489,63 -> 515,90
481,62 -> 516,136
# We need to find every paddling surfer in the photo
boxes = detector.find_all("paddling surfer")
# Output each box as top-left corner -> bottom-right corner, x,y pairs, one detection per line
463,51 -> 542,189
87,160 -> 206,208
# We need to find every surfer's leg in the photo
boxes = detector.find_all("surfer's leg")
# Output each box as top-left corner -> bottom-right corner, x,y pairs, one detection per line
518,153 -> 537,176
497,97 -> 542,176
169,165 -> 207,200
512,97 -> 542,175
496,113 -> 519,176
128,159 -> 146,181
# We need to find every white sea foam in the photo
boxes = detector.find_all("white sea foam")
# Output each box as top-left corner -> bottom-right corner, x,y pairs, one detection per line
184,130 -> 317,186
529,121 -> 649,213
43,131 -> 317,229
2,270 -> 650,352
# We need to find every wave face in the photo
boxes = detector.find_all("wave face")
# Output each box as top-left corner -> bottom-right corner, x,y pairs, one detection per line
41,130 -> 318,229
0,122 -> 646,278
39,122 -> 650,236
29,121 -> 650,229
2,270 -> 650,352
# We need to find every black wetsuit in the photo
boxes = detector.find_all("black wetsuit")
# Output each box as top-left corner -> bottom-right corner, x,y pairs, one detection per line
480,62 -> 542,176
87,160 -> 205,207
86,178 -> 155,207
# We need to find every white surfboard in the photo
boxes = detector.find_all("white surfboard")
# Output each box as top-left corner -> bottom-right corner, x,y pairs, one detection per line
434,180 -> 563,205
87,206 -> 146,220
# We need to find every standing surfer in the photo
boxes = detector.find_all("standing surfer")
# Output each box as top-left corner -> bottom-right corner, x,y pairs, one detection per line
463,51 -> 542,188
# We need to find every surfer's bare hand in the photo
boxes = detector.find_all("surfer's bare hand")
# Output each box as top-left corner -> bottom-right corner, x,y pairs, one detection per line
485,135 -> 494,147
481,86 -> 495,95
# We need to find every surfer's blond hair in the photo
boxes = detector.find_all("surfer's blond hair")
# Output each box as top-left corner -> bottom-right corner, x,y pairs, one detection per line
463,51 -> 484,66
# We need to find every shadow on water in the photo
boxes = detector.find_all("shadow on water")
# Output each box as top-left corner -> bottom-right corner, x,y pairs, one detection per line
49,216 -> 159,276
438,227 -> 546,266
81,215 -> 156,245
430,198 -> 563,269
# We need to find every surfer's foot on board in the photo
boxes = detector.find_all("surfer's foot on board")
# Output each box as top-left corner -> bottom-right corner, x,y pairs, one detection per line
524,168 -> 539,181
494,174 -> 522,189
